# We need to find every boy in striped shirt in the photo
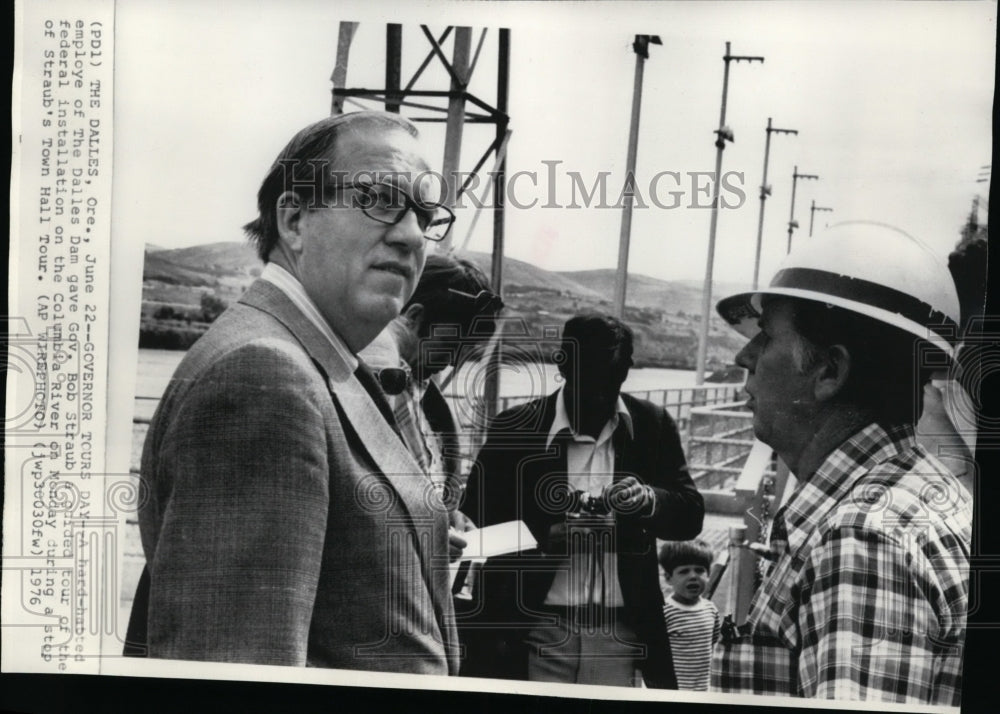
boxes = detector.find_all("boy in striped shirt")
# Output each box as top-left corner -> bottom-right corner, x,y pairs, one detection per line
659,540 -> 720,691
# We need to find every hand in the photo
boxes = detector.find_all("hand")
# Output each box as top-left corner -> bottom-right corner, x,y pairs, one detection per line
604,476 -> 655,516
448,526 -> 469,563
450,509 -> 476,532
546,521 -> 570,555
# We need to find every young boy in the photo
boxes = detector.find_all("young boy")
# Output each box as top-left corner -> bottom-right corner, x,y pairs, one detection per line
659,539 -> 720,691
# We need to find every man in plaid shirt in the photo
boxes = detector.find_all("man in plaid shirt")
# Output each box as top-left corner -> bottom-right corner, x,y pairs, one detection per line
711,223 -> 971,705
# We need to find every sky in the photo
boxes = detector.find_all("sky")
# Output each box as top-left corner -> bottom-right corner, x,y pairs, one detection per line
113,0 -> 995,288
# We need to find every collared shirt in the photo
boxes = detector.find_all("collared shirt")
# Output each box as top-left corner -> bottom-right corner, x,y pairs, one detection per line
543,387 -> 634,608
711,423 -> 971,706
357,329 -> 448,491
260,263 -> 357,372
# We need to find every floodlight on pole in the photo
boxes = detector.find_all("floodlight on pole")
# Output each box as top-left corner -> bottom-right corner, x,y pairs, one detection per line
752,117 -> 797,289
695,41 -> 764,386
808,201 -> 833,237
786,165 -> 819,253
613,34 -> 662,319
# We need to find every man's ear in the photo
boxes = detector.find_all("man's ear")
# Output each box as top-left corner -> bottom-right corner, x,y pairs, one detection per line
275,191 -> 305,253
813,344 -> 851,402
401,303 -> 425,333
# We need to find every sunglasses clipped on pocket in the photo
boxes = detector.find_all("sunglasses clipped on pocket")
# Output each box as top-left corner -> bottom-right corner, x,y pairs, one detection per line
373,366 -> 412,396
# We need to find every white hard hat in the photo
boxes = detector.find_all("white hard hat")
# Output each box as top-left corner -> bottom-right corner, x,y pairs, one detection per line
716,221 -> 961,358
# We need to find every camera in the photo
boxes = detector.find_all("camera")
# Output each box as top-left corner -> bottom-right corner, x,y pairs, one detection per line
570,489 -> 611,516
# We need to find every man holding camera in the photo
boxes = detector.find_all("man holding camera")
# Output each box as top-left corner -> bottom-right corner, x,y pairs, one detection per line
460,313 -> 704,687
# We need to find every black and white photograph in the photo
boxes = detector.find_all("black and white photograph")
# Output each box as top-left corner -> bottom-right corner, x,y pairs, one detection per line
5,1 -> 995,712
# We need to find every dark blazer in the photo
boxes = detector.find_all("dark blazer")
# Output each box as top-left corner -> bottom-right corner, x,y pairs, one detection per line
127,280 -> 459,674
420,379 -> 461,504
459,391 -> 704,687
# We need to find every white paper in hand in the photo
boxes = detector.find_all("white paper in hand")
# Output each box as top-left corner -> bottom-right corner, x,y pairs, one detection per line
449,520 -> 537,589
461,520 -> 537,561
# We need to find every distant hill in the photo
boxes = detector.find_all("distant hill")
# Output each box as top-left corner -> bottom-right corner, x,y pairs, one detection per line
143,252 -> 218,287
558,269 -> 700,315
462,252 -> 603,299
557,270 -> 753,315
675,278 -> 754,304
139,241 -> 745,368
144,242 -> 741,311
153,242 -> 262,278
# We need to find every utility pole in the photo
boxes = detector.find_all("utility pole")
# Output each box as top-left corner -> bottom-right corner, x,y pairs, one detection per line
695,41 -> 764,385
484,28 -> 510,421
786,165 -> 818,252
384,24 -> 403,113
612,35 -> 661,319
752,118 -> 797,289
440,27 -> 473,251
808,200 -> 833,237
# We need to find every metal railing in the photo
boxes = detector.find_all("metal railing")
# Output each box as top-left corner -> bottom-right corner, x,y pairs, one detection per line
136,384 -> 744,426
489,383 -> 744,433
709,440 -> 792,625
134,384 -> 746,470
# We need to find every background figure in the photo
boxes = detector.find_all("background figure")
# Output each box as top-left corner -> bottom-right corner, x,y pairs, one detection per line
126,111 -> 461,674
712,222 -> 970,704
360,252 -> 502,554
461,313 -> 704,687
658,540 -> 721,692
360,254 -> 500,502
916,233 -> 988,495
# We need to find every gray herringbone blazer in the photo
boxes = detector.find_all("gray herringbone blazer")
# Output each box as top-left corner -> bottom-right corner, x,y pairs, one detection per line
136,279 -> 459,674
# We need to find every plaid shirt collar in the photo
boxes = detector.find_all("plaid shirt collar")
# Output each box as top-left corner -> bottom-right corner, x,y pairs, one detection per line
774,422 -> 915,559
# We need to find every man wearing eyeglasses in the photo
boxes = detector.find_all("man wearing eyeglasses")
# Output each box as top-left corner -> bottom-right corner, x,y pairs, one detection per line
127,112 -> 461,674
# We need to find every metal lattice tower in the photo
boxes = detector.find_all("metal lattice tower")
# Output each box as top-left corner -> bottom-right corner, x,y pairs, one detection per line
329,22 -> 511,418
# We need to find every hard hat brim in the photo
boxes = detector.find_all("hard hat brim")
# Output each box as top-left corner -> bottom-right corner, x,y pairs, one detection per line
717,281 -> 958,361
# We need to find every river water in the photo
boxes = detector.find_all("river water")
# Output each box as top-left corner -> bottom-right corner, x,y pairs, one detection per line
136,347 -> 722,401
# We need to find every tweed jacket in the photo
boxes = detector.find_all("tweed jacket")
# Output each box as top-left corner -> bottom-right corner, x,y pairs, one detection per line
458,392 -> 705,686
130,280 -> 459,674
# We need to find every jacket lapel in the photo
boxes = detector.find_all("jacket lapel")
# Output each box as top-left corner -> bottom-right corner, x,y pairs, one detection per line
239,281 -> 433,507
239,281 -> 457,666
334,372 -> 459,667
612,408 -> 630,482
239,280 -> 353,381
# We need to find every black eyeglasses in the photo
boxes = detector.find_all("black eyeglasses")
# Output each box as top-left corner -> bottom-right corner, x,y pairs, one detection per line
373,366 -> 412,396
447,288 -> 504,315
331,181 -> 455,242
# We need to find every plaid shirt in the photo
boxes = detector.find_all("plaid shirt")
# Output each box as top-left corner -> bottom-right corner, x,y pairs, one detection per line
711,423 -> 971,706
